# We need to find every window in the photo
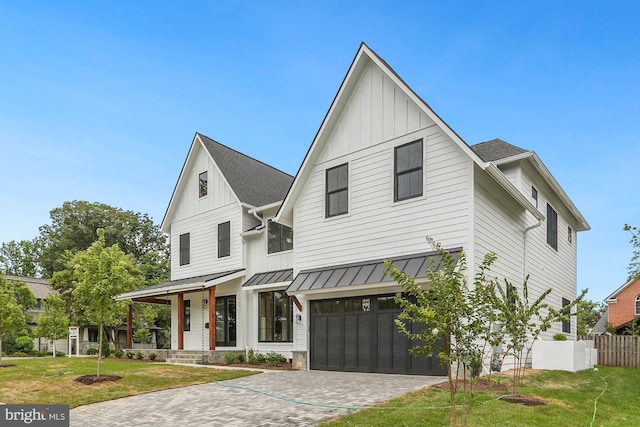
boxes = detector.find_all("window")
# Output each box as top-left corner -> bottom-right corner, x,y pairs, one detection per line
395,139 -> 423,201
326,163 -> 348,217
635,295 -> 640,316
218,222 -> 230,258
532,186 -> 538,208
568,226 -> 573,244
268,220 -> 293,253
259,291 -> 293,342
199,171 -> 208,198
183,300 -> 191,332
88,328 -> 98,343
547,204 -> 558,251
179,233 -> 190,265
216,296 -> 236,346
562,298 -> 570,333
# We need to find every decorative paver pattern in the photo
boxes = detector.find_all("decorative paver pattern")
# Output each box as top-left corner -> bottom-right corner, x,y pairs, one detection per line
70,369 -> 443,426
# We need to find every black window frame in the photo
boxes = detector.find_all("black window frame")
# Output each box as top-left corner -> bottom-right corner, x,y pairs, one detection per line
568,226 -> 573,244
179,233 -> 190,266
394,139 -> 423,202
218,222 -> 230,258
532,186 -> 538,208
199,171 -> 208,198
325,163 -> 349,218
561,298 -> 570,333
267,220 -> 293,254
258,290 -> 293,343
547,204 -> 558,251
215,295 -> 236,346
183,299 -> 191,332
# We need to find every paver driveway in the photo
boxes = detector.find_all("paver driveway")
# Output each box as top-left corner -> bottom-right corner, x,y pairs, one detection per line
70,368 -> 443,426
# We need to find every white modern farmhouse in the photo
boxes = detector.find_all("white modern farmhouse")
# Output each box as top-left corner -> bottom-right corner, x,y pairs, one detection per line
118,43 -> 589,375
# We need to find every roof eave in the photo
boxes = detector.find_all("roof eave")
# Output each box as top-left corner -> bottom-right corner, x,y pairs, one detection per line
485,163 -> 545,221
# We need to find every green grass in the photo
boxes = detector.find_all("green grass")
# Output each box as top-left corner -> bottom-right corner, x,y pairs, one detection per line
0,357 -> 257,408
322,366 -> 640,426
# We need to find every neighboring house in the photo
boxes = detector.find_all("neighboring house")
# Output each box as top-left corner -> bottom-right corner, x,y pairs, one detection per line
604,278 -> 640,332
118,43 -> 589,375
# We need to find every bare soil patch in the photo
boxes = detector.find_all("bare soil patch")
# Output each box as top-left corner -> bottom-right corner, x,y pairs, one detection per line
74,375 -> 122,385
0,364 -> 16,368
432,377 -> 546,406
500,395 -> 546,406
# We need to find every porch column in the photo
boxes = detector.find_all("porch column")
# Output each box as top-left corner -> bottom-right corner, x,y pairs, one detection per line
209,286 -> 216,350
126,304 -> 133,349
178,293 -> 184,350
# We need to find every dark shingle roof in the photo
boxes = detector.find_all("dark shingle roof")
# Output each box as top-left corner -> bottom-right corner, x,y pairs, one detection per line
471,139 -> 529,162
198,133 -> 294,207
4,275 -> 54,299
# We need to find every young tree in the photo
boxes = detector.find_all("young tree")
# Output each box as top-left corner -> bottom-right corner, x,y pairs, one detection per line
0,239 -> 42,277
384,239 -> 500,427
68,230 -> 144,377
0,276 -> 34,365
576,296 -> 606,336
34,295 -> 70,357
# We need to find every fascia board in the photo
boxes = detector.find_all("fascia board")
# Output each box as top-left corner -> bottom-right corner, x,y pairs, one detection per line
604,278 -> 636,301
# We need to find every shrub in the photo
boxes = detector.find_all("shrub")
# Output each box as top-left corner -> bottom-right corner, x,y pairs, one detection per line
553,333 -> 568,341
162,342 -> 171,349
247,349 -> 265,364
237,353 -> 245,363
86,348 -> 98,355
11,352 -> 30,357
149,353 -> 157,361
265,351 -> 286,367
114,351 -> 124,359
135,351 -> 144,360
1,352 -> 6,358
133,328 -> 151,344
223,352 -> 239,364
55,351 -> 65,358
126,351 -> 134,359
14,336 -> 34,354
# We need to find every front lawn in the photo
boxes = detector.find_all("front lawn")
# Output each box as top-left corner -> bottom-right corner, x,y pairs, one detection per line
0,357 -> 256,408
322,366 -> 640,426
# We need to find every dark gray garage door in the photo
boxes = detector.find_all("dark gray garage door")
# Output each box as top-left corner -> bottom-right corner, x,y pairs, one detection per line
310,295 -> 446,375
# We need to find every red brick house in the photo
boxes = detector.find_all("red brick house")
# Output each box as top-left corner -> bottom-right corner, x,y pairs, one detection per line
605,278 -> 640,330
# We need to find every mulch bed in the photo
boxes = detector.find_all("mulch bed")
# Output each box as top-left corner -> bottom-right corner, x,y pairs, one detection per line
0,364 -> 16,368
74,375 -> 122,385
499,395 -> 546,406
432,377 -> 546,406
208,361 -> 293,371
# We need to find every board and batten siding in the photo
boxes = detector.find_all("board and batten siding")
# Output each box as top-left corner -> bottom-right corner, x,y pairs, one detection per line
170,203 -> 244,280
294,126 -> 473,272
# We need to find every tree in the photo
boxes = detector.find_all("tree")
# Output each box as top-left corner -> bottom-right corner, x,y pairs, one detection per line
384,239 -> 501,427
39,200 -> 169,282
0,276 -> 35,365
0,239 -> 42,277
575,296 -> 606,335
624,224 -> 640,280
34,295 -> 70,357
67,229 -> 144,377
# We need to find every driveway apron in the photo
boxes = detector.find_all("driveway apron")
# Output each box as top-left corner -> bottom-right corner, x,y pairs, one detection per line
70,369 -> 443,426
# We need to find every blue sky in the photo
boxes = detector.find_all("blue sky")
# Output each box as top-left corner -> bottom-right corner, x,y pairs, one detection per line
1,1 -> 638,302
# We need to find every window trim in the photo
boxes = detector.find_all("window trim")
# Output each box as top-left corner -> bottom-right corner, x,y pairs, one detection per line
258,290 -> 294,343
547,204 -> 558,251
267,220 -> 293,254
179,233 -> 190,266
215,295 -> 236,346
218,222 -> 230,258
531,186 -> 538,208
198,171 -> 208,198
325,163 -> 349,218
394,139 -> 424,202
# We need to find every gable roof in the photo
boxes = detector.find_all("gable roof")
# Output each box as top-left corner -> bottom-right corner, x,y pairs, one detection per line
3,275 -> 54,300
471,139 -> 529,162
162,133 -> 294,231
605,278 -> 639,301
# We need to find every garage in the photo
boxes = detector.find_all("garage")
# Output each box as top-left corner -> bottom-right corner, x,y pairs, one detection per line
310,294 -> 446,375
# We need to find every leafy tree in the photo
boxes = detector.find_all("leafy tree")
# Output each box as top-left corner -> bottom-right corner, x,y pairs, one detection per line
0,239 -> 42,277
39,200 -> 169,282
0,276 -> 34,364
34,295 -> 70,357
133,328 -> 151,344
384,239 -> 501,427
576,296 -> 606,335
624,224 -> 640,280
68,229 -> 144,377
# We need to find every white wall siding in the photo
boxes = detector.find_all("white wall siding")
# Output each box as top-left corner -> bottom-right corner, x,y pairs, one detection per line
170,204 -> 243,280
294,126 -> 473,272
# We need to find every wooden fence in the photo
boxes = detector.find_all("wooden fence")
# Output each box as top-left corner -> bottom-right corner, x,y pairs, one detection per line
591,335 -> 640,367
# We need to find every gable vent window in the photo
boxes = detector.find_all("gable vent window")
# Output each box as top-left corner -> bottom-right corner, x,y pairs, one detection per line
179,233 -> 190,266
547,204 -> 558,251
532,186 -> 538,208
395,139 -> 423,202
268,220 -> 293,254
325,163 -> 348,217
218,221 -> 230,258
199,171 -> 208,198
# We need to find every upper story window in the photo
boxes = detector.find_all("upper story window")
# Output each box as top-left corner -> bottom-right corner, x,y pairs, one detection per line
218,221 -> 230,258
547,204 -> 558,251
179,233 -> 190,265
268,220 -> 293,254
568,226 -> 573,244
562,298 -> 570,333
636,295 -> 640,316
395,139 -> 423,202
326,163 -> 348,217
532,186 -> 538,208
199,171 -> 208,198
